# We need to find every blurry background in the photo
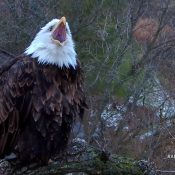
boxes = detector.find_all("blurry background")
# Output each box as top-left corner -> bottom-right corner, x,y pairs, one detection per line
0,0 -> 175,172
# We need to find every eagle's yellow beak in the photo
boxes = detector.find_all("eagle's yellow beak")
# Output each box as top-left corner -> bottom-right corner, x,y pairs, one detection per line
52,16 -> 67,46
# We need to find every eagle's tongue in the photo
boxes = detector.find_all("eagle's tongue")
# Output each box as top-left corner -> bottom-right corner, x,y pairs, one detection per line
52,20 -> 66,43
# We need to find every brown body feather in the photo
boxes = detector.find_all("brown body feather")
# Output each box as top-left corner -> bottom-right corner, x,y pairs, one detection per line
0,55 -> 86,164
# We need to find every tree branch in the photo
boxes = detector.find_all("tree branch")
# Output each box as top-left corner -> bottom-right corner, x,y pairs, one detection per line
11,146 -> 155,175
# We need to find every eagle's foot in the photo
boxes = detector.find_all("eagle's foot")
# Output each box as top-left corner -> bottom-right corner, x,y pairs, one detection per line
4,152 -> 17,161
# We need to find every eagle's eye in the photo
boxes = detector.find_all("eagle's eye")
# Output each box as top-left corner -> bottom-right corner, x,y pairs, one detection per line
49,26 -> 54,32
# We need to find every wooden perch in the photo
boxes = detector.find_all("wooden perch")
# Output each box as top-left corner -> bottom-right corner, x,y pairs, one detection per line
9,145 -> 155,175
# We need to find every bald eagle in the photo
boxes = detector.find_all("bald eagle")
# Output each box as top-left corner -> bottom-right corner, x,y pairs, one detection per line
0,17 -> 86,164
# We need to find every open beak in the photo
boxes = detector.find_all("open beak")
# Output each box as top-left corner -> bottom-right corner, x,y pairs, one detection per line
52,16 -> 66,46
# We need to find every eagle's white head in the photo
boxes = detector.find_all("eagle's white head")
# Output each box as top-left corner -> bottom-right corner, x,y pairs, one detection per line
25,17 -> 77,68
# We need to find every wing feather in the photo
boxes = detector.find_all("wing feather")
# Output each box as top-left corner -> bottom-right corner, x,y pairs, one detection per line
0,56 -> 34,157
